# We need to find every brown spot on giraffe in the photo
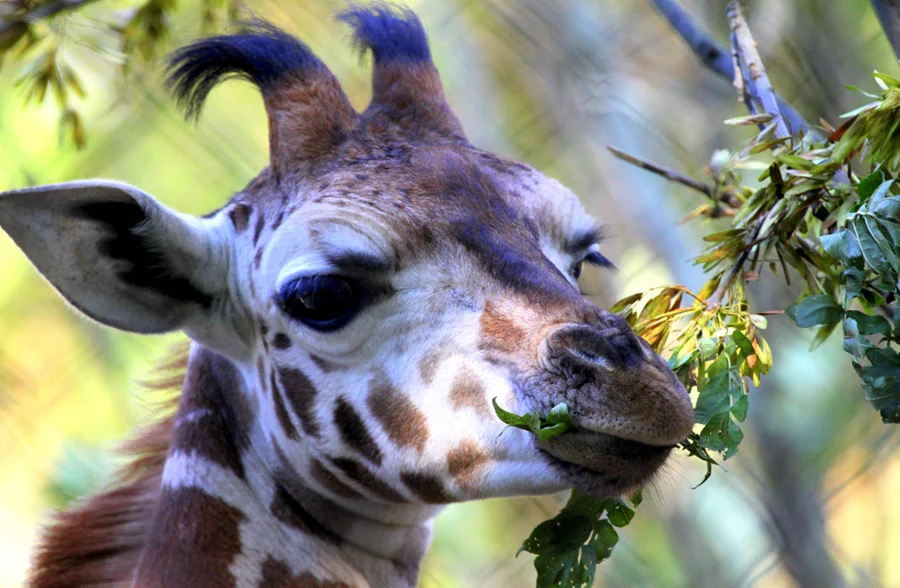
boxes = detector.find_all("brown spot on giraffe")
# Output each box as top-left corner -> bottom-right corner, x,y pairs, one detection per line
270,485 -> 340,544
259,323 -> 270,351
256,355 -> 267,398
447,440 -> 489,489
400,471 -> 453,504
418,349 -> 442,384
173,349 -> 252,479
334,396 -> 383,466
260,558 -> 352,588
272,332 -> 292,350
330,457 -> 406,503
449,367 -> 487,413
272,208 -> 286,229
134,487 -> 244,586
252,213 -> 266,246
309,354 -> 341,373
228,202 -> 252,232
311,458 -> 365,500
367,376 -> 429,453
277,367 -> 321,437
479,301 -> 528,354
270,371 -> 299,440
259,557 -> 295,586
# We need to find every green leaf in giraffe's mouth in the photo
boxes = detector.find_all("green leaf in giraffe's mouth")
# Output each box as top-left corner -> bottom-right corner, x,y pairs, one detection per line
491,397 -> 574,441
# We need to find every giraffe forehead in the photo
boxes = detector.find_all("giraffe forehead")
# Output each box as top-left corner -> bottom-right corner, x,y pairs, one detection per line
271,149 -> 588,267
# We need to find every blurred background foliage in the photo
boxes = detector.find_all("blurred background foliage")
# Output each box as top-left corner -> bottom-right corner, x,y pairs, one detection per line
1,0 -> 900,586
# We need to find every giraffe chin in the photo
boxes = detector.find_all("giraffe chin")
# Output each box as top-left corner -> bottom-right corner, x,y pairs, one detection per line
535,431 -> 672,498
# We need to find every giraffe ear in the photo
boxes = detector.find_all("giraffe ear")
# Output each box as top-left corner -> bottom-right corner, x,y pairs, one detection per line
0,180 -> 231,338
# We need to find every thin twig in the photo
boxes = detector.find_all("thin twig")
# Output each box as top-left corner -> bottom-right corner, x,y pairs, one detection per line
648,0 -> 810,137
607,146 -> 713,197
871,0 -> 900,60
0,0 -> 100,37
726,1 -> 791,139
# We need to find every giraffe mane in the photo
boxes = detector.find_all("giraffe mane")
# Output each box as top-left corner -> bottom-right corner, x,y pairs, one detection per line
28,348 -> 189,587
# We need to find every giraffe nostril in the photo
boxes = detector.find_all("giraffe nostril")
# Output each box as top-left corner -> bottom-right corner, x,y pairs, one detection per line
557,324 -> 645,371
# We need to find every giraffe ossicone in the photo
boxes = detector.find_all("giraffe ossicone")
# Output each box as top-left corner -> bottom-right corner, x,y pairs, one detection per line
1,4 -> 694,586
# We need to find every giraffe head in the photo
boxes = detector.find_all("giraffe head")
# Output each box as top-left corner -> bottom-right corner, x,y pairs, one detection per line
0,6 -> 692,522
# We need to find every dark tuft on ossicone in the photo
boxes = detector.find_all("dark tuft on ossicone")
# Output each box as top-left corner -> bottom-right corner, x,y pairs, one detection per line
165,20 -> 324,121
338,3 -> 431,64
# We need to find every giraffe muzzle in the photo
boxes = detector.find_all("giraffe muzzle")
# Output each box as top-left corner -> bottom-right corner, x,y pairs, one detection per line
534,316 -> 694,465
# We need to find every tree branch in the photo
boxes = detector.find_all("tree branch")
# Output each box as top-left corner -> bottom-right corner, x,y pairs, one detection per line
0,0 -> 101,37
607,146 -> 713,197
648,0 -> 811,137
727,1 -> 791,139
871,0 -> 900,60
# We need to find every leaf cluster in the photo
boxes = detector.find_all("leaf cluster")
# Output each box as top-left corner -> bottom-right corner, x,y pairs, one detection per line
517,490 -> 642,588
612,283 -> 771,465
794,168 -> 900,421
513,69 -> 900,588
0,0 -> 244,148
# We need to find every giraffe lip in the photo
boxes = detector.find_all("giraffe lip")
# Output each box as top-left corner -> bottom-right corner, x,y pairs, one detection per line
535,430 -> 672,497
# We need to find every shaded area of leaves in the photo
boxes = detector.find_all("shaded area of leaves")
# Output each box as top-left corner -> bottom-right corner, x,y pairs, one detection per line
517,490 -> 642,588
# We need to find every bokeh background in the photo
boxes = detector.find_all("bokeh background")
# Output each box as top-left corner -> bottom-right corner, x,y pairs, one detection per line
2,0 -> 900,586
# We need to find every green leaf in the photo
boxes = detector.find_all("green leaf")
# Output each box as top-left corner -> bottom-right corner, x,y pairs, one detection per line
534,549 -> 580,588
492,399 -> 574,441
861,178 -> 893,211
562,491 -> 607,519
845,310 -> 892,338
874,197 -> 900,222
698,337 -> 719,360
785,295 -> 844,328
776,153 -> 816,170
749,314 -> 768,329
546,403 -> 572,426
694,369 -> 731,425
850,217 -> 890,272
535,422 -> 572,441
821,230 -> 862,266
857,170 -> 886,205
591,519 -> 619,560
605,500 -> 635,527
731,331 -> 756,359
492,397 -> 538,431
699,412 -> 744,458
731,394 -> 749,422
609,292 -> 642,314
520,516 -> 593,556
577,545 -> 598,586
881,402 -> 900,424
629,490 -> 643,507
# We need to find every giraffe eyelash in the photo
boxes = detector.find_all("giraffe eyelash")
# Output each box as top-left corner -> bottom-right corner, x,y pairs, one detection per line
584,250 -> 614,270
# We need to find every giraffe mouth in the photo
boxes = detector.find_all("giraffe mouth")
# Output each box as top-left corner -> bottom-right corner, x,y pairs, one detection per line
535,430 -> 672,497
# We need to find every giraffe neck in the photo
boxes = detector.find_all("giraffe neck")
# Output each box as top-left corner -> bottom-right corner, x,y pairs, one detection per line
133,346 -> 433,587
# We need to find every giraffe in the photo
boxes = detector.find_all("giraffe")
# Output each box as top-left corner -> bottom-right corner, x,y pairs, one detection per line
0,5 -> 694,587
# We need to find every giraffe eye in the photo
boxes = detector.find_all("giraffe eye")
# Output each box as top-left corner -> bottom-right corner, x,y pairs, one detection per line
276,275 -> 367,332
571,261 -> 584,280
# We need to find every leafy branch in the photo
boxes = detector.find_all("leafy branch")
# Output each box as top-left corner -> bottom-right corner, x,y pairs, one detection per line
517,2 -> 900,586
0,0 -> 245,148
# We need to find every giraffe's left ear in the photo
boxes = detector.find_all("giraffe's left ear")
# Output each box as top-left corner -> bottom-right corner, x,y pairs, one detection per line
0,180 -> 237,345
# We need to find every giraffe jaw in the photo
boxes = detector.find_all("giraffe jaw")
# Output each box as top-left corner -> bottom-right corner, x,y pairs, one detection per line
534,430 -> 672,498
